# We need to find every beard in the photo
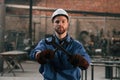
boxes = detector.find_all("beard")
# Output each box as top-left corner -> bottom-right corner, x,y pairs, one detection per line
55,26 -> 66,34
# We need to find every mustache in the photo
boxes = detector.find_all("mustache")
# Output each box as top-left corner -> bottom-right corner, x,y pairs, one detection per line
57,26 -> 64,29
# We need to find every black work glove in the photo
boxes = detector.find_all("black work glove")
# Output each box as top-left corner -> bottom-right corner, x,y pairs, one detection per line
68,54 -> 89,70
36,49 -> 55,64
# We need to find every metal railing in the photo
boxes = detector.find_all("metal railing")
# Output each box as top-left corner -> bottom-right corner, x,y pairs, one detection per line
81,61 -> 120,80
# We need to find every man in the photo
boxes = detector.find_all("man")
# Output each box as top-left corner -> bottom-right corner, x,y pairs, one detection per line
30,8 -> 91,80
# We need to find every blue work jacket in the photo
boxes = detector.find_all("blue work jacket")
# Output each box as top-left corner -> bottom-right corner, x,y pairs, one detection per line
30,34 -> 91,80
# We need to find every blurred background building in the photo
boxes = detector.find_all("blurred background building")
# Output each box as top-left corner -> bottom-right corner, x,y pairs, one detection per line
0,0 -> 120,57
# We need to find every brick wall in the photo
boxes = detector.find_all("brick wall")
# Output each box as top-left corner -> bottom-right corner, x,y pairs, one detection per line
0,0 -> 4,3
33,0 -> 120,16
5,0 -> 120,16
4,0 -> 120,43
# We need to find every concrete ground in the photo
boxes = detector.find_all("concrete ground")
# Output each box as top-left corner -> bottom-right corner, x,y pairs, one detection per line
0,61 -> 44,80
0,60 -> 119,80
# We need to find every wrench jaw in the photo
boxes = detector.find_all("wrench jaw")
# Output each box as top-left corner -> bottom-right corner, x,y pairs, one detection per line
45,35 -> 55,45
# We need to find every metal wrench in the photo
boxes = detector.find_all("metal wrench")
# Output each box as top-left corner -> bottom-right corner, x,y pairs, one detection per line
45,35 -> 71,57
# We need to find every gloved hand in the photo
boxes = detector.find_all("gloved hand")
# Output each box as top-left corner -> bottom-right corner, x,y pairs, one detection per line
36,49 -> 55,64
68,54 -> 89,70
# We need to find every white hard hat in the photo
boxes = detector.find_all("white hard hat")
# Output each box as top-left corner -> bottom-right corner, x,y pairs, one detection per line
51,8 -> 69,21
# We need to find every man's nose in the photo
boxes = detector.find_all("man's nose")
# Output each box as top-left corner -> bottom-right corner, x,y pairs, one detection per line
58,21 -> 63,26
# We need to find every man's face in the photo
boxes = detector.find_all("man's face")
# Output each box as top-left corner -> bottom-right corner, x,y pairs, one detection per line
52,16 -> 69,35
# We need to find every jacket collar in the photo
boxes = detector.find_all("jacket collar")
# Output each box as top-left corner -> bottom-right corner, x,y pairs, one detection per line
53,34 -> 72,44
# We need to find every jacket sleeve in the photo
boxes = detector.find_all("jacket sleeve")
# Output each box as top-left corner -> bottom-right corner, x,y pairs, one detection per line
73,40 -> 91,65
29,39 -> 46,60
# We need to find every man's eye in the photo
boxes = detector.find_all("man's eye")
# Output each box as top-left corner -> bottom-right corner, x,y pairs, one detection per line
62,21 -> 65,23
55,20 -> 59,23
